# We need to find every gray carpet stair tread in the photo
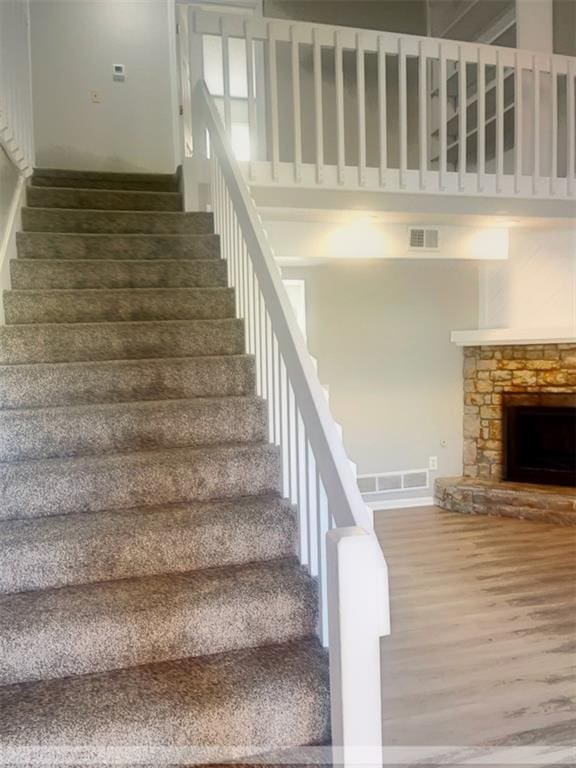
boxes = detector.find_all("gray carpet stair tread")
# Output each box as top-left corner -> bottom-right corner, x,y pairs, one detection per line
0,639 -> 330,755
0,496 -> 297,594
0,558 -> 318,685
0,442 -> 281,520
10,259 -> 227,289
32,167 -> 180,192
27,186 -> 183,212
0,355 -> 256,410
22,208 -> 214,235
0,395 -> 268,461
4,287 -> 235,324
16,232 -> 220,260
0,318 -> 245,364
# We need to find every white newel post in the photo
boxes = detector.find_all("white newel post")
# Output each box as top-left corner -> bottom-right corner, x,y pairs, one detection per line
327,527 -> 390,768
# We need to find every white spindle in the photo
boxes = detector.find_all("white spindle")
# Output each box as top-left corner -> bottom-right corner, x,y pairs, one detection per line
244,20 -> 257,178
290,26 -> 302,181
306,441 -> 319,576
378,37 -> 388,186
418,40 -> 427,189
317,478 -> 329,646
398,38 -> 407,189
220,17 -> 232,137
439,44 -> 447,190
496,51 -> 504,192
514,52 -> 523,193
335,30 -> 345,185
477,48 -> 486,191
568,61 -> 575,196
533,55 -> 540,195
313,28 -> 324,183
267,24 -> 280,181
458,46 -> 466,190
550,57 -> 557,195
357,34 -> 366,186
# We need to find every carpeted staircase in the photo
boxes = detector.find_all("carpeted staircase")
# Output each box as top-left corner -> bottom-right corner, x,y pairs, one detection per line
0,168 -> 330,762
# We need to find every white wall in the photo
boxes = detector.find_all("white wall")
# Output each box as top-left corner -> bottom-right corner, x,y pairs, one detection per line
30,0 -> 178,173
281,259 -> 479,499
479,227 -> 576,330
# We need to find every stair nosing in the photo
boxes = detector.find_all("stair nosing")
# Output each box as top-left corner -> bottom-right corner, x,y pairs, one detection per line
23,207 -> 210,217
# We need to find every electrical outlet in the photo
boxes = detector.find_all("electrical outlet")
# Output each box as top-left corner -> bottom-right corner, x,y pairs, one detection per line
429,456 -> 438,471
90,90 -> 102,103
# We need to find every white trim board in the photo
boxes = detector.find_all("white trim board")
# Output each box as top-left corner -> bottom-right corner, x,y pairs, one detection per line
369,497 -> 435,511
451,327 -> 576,346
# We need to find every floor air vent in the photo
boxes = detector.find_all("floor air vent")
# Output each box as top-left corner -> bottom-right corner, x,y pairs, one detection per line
358,468 -> 430,498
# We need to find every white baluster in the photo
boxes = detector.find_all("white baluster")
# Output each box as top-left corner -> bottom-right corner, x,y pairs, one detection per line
418,40 -> 427,190
458,46 -> 466,191
267,23 -> 280,181
313,28 -> 324,184
398,37 -> 407,189
477,47 -> 486,192
220,16 -> 232,137
496,50 -> 504,193
291,25 -> 302,181
439,43 -> 447,191
335,30 -> 345,185
550,56 -> 557,195
357,34 -> 366,186
568,61 -> 575,197
533,55 -> 540,195
514,52 -> 523,194
244,20 -> 257,179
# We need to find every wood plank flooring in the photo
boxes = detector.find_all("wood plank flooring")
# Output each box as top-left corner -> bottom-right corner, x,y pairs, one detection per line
376,506 -> 576,753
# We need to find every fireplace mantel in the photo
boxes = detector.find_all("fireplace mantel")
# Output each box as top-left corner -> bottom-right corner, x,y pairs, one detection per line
451,327 -> 576,347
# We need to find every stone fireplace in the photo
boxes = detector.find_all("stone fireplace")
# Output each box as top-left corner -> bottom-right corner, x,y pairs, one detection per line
461,343 -> 576,482
435,340 -> 576,525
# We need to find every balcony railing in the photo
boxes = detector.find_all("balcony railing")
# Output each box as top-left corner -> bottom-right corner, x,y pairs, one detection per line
180,7 -> 575,200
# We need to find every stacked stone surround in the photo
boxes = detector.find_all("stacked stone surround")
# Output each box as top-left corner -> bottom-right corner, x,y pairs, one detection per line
463,343 -> 576,480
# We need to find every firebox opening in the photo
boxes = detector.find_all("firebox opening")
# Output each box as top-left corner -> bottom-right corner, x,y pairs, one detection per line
504,394 -> 576,488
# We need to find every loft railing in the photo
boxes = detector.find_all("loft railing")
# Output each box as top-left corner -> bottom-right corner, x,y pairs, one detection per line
191,77 -> 390,766
180,7 -> 575,200
0,0 -> 35,174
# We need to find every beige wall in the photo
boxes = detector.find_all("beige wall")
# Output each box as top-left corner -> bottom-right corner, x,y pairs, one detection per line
30,0 -> 178,173
281,259 -> 479,496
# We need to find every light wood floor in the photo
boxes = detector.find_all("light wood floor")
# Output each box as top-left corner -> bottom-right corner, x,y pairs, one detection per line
375,506 -> 576,751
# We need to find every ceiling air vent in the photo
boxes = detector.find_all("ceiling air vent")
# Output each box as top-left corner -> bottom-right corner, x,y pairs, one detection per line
409,227 -> 440,251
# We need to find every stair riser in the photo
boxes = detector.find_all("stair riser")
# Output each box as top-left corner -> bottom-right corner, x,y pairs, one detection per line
0,356 -> 256,410
22,208 -> 214,235
10,260 -> 227,290
4,289 -> 235,324
32,169 -> 179,192
0,320 -> 245,364
0,398 -> 268,461
0,445 -> 282,520
16,232 -> 220,260
0,562 -> 317,686
27,187 -> 183,212
0,498 -> 296,594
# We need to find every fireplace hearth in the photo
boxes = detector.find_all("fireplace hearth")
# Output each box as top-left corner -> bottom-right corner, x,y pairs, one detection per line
504,394 -> 576,487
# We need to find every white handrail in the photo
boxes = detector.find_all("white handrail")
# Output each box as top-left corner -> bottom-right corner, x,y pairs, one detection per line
194,79 -> 389,765
0,0 -> 35,175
